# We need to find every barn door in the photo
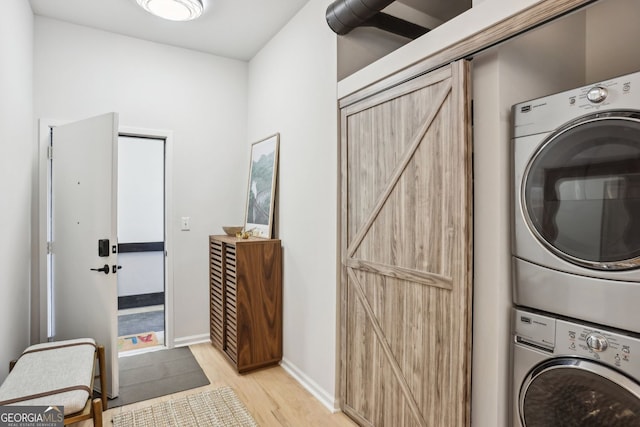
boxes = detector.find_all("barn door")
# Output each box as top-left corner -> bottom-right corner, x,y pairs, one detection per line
339,60 -> 472,426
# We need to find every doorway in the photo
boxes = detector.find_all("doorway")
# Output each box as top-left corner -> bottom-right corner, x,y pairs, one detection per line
117,135 -> 166,355
39,119 -> 175,366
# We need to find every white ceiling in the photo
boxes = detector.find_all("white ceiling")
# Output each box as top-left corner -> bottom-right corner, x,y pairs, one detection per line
29,0 -> 311,61
29,0 -> 472,61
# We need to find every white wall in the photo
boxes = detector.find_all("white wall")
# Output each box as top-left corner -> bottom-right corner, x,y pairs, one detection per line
247,0 -> 339,409
337,27 -> 407,81
118,136 -> 164,243
118,252 -> 164,297
0,0 -> 33,381
586,0 -> 640,82
34,17 -> 248,343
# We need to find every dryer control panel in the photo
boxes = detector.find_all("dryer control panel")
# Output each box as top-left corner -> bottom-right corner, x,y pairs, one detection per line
514,308 -> 640,379
512,69 -> 640,138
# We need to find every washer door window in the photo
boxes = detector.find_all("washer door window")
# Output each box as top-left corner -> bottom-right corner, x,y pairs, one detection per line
523,111 -> 640,270
520,358 -> 640,426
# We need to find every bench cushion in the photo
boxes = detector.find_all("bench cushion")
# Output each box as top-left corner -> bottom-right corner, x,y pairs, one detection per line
0,338 -> 96,415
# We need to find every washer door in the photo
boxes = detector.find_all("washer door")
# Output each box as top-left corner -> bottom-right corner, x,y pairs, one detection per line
522,111 -> 640,270
519,357 -> 640,426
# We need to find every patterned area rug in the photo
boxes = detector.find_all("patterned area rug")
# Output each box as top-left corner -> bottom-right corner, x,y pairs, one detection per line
112,387 -> 258,427
118,331 -> 159,351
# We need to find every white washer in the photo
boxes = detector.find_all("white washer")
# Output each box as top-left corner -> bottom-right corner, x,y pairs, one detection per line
512,70 -> 640,332
512,307 -> 640,426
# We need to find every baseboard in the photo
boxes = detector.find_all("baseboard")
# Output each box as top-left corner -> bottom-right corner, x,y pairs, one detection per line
280,357 -> 340,412
171,339 -> 340,412
173,334 -> 211,348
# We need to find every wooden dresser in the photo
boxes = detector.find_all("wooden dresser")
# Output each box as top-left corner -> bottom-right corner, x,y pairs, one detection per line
209,235 -> 282,372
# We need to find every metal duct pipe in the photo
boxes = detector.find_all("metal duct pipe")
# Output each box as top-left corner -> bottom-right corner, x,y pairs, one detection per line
365,12 -> 429,39
326,0 -> 395,35
326,0 -> 428,39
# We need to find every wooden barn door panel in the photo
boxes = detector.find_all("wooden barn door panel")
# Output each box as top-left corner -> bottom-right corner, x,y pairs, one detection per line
340,61 -> 472,427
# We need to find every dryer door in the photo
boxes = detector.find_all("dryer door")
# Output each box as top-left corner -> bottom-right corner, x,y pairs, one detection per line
519,357 -> 640,426
523,111 -> 640,270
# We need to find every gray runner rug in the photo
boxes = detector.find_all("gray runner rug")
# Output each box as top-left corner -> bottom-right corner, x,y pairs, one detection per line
104,347 -> 210,409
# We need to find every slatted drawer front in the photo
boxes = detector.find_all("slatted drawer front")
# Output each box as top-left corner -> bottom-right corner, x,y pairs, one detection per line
209,239 -> 224,349
224,244 -> 238,363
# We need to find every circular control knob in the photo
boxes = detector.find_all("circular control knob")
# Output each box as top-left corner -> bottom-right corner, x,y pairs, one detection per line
586,333 -> 608,352
587,86 -> 608,103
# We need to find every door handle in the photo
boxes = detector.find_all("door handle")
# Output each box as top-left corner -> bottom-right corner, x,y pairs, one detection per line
90,264 -> 110,274
112,265 -> 122,274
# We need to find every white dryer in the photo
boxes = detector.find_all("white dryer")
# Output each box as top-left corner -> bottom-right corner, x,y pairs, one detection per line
512,71 -> 640,332
512,307 -> 640,426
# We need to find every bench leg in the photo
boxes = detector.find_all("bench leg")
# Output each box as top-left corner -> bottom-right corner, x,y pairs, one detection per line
97,345 -> 107,409
91,398 -> 103,427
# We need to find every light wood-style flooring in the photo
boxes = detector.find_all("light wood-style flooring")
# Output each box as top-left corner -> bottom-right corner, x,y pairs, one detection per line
77,342 -> 356,426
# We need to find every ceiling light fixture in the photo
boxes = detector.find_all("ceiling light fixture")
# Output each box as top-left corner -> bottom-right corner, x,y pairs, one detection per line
136,0 -> 203,21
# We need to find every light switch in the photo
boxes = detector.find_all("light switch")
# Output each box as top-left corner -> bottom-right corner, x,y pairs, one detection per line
181,216 -> 190,231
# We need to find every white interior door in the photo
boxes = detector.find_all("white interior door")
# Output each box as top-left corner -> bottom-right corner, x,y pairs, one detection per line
51,113 -> 119,398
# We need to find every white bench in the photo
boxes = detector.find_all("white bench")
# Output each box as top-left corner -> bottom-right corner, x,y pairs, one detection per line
0,338 -> 106,427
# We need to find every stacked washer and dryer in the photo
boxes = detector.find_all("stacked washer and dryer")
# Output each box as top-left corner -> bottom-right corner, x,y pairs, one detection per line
511,71 -> 640,426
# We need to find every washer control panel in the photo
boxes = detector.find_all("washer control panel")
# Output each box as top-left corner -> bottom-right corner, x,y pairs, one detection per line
514,308 -> 640,379
556,318 -> 639,378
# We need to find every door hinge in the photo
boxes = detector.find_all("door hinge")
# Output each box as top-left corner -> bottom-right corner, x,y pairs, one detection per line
47,241 -> 53,254
47,145 -> 53,159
